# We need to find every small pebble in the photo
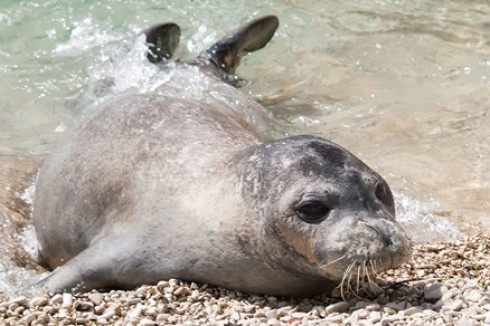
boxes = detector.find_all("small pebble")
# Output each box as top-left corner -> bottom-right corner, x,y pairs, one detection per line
366,304 -> 380,311
326,302 -> 349,314
424,283 -> 446,301
75,318 -> 90,324
88,293 -> 104,306
402,307 -> 423,316
385,302 -> 403,311
358,309 -> 369,319
139,318 -> 155,325
174,287 -> 189,296
29,296 -> 49,307
368,311 -> 381,323
381,315 -> 401,323
442,289 -> 455,301
267,318 -> 280,326
265,309 -> 277,319
50,294 -> 63,305
61,293 -> 73,308
9,297 -> 27,306
450,299 -> 464,311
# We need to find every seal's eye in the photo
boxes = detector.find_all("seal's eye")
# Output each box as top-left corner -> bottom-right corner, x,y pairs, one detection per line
375,183 -> 388,205
296,201 -> 329,223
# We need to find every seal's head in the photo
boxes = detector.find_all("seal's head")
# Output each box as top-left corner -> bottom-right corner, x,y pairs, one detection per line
235,135 -> 412,292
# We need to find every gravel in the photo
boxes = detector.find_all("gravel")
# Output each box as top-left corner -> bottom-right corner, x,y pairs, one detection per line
1,236 -> 490,326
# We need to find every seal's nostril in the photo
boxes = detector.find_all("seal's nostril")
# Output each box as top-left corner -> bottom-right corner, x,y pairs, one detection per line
366,222 -> 393,248
384,234 -> 394,247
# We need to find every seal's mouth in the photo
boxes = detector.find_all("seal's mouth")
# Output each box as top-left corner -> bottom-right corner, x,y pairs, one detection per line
317,246 -> 409,299
318,226 -> 411,275
313,217 -> 412,300
316,253 -> 380,280
326,259 -> 381,301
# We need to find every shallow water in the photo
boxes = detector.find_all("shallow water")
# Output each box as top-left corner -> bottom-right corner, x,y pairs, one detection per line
1,0 -> 489,297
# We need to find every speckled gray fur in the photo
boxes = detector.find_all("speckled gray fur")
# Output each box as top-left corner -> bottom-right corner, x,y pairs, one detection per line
31,16 -> 411,297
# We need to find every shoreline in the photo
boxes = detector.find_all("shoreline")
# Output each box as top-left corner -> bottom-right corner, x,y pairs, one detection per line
1,237 -> 490,326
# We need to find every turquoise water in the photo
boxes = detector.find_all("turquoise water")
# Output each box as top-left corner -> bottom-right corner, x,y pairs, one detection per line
1,0 -> 490,295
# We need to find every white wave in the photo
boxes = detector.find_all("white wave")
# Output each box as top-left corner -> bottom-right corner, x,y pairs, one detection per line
394,190 -> 463,244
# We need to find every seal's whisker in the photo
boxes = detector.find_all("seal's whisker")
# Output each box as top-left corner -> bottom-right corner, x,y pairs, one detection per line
361,259 -> 365,281
340,271 -> 346,301
347,259 -> 356,295
347,268 -> 353,295
318,251 -> 354,300
340,262 -> 351,301
348,261 -> 357,299
349,264 -> 363,300
366,260 -> 375,293
319,249 -> 353,269
347,260 -> 363,299
340,261 -> 355,301
370,259 -> 378,277
361,260 -> 373,296
356,264 -> 361,294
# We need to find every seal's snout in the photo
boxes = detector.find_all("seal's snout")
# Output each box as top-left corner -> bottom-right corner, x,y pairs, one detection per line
360,216 -> 412,268
365,220 -> 396,249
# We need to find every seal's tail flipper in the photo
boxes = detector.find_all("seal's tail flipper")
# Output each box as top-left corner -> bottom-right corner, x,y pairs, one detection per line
144,23 -> 181,63
198,15 -> 279,75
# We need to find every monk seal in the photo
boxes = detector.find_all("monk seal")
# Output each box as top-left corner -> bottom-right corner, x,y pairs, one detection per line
30,16 -> 412,297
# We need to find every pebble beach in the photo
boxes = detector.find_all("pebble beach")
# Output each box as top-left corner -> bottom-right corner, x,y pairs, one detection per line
2,237 -> 490,326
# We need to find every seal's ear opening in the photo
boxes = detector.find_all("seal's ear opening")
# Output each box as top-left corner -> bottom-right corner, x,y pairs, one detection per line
205,15 -> 279,74
144,23 -> 181,63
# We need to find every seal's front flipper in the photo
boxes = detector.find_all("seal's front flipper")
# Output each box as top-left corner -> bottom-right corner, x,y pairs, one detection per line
144,23 -> 181,63
196,15 -> 279,75
27,235 -> 151,295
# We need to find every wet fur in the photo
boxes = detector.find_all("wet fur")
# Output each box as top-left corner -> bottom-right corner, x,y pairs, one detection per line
31,16 -> 411,297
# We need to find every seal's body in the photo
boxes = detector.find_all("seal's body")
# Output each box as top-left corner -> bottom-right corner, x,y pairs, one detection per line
32,16 -> 411,297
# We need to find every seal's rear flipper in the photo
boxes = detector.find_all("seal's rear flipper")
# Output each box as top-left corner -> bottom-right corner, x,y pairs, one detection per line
144,23 -> 181,63
196,15 -> 279,76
